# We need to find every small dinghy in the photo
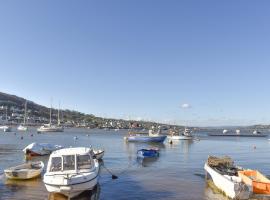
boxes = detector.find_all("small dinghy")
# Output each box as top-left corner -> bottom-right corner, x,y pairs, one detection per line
204,156 -> 251,200
4,161 -> 44,180
137,148 -> 159,159
238,170 -> 270,195
43,147 -> 99,198
23,142 -> 63,156
93,149 -> 104,160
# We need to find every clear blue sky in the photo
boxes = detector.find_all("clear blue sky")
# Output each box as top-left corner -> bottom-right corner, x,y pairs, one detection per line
0,0 -> 269,126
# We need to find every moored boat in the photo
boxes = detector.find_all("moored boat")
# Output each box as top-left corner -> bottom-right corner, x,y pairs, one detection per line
0,125 -> 12,132
204,156 -> 250,199
168,128 -> 193,140
4,161 -> 44,180
124,129 -> 167,143
137,148 -> 159,158
223,129 -> 228,134
238,170 -> 270,195
37,101 -> 64,133
93,149 -> 104,160
23,142 -> 63,156
17,101 -> 28,131
17,124 -> 28,131
43,147 -> 99,198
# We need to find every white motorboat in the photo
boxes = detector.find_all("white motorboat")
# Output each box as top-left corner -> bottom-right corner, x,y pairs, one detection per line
204,156 -> 250,200
0,125 -> 12,132
43,147 -> 99,198
23,142 -> 63,156
17,124 -> 28,131
167,128 -> 193,140
93,149 -> 104,160
17,101 -> 28,131
4,161 -> 44,180
223,129 -> 228,134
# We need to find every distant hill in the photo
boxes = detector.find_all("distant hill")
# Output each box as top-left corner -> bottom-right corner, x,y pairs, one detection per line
0,91 -> 173,129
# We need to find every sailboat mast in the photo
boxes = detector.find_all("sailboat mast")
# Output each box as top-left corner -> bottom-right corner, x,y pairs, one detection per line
49,101 -> 52,125
58,102 -> 60,126
24,101 -> 27,125
5,106 -> 7,121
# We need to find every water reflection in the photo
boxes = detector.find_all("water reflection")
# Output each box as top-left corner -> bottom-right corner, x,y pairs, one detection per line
48,184 -> 100,200
5,177 -> 42,188
179,140 -> 193,154
137,157 -> 159,167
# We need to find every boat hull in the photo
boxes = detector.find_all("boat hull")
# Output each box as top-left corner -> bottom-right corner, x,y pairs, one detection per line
137,149 -> 159,158
126,135 -> 167,143
167,135 -> 193,140
44,176 -> 98,198
37,127 -> 64,133
4,161 -> 44,180
204,163 -> 250,199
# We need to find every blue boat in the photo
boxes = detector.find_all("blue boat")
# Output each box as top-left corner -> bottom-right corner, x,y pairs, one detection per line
137,149 -> 159,158
125,135 -> 167,143
125,129 -> 167,143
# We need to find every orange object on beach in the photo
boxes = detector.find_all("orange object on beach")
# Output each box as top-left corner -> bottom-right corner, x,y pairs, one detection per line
238,170 -> 270,194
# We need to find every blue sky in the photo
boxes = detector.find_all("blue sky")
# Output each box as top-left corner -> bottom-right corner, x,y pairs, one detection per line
0,0 -> 269,126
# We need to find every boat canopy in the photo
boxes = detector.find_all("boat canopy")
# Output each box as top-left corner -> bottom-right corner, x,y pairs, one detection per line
48,147 -> 94,173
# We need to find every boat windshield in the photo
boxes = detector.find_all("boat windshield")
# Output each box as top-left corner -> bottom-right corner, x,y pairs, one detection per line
63,155 -> 75,171
50,157 -> 62,172
77,155 -> 92,170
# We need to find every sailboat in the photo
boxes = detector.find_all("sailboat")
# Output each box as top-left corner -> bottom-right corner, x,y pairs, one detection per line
17,101 -> 28,131
37,101 -> 64,133
0,106 -> 11,132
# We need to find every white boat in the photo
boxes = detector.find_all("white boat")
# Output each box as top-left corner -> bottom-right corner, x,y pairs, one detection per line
43,147 -> 99,198
0,125 -> 12,132
0,106 -> 11,132
125,129 -> 167,143
17,124 -> 28,131
17,101 -> 28,131
37,101 -> 64,133
204,156 -> 250,200
93,149 -> 104,160
37,124 -> 64,133
167,128 -> 193,140
236,129 -> 241,135
4,161 -> 44,180
223,129 -> 228,134
23,142 -> 63,156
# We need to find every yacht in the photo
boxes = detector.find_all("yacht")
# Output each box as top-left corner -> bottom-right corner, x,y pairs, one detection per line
37,102 -> 64,133
43,147 -> 99,198
0,106 -> 11,132
17,101 -> 28,131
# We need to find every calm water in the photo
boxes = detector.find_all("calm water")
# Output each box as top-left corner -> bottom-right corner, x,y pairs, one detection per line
0,128 -> 270,200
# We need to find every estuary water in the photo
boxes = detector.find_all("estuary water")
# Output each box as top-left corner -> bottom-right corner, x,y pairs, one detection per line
0,128 -> 270,200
